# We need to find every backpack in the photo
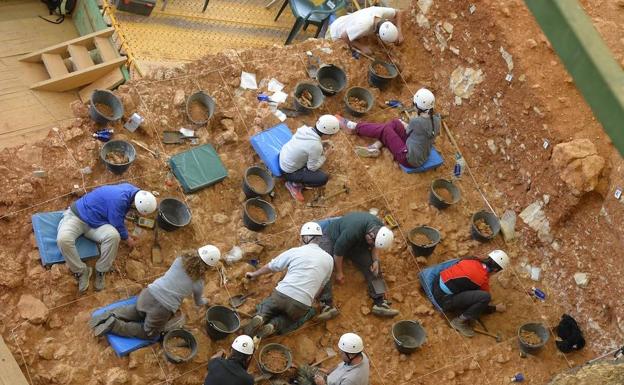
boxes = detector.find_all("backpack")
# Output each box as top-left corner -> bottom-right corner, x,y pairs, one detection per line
40,0 -> 77,24
555,314 -> 586,353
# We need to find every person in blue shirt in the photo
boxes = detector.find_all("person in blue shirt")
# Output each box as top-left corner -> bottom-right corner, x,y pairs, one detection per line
56,183 -> 157,294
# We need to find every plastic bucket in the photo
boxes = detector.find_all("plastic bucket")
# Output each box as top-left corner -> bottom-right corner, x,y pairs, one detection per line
429,179 -> 461,209
407,226 -> 441,257
470,210 -> 501,242
242,166 -> 275,199
89,90 -> 124,125
518,323 -> 549,354
205,306 -> 240,341
317,64 -> 347,95
258,343 -> 293,374
368,60 -> 398,90
344,87 -> 374,117
293,83 -> 324,113
100,140 -> 136,175
186,91 -> 215,125
157,198 -> 192,231
162,329 -> 198,364
243,198 -> 276,231
392,320 -> 426,354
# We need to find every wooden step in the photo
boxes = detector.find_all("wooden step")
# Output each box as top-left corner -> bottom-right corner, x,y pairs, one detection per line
0,336 -> 30,385
30,56 -> 127,92
94,36 -> 119,62
20,27 -> 115,63
41,53 -> 69,79
67,44 -> 95,71
79,69 -> 125,102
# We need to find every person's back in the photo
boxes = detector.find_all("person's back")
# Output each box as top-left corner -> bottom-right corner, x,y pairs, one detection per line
405,114 -> 441,168
148,257 -> 203,312
325,212 -> 382,254
203,357 -> 253,385
269,243 -> 333,306
279,125 -> 324,173
440,258 -> 489,293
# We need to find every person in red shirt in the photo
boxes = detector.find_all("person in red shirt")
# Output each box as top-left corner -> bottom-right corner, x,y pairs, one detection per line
433,250 -> 510,337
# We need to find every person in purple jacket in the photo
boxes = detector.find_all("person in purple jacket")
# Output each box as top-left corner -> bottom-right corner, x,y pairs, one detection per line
57,183 -> 157,294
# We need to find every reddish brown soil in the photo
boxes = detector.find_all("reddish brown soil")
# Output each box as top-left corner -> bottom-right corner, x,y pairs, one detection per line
409,232 -> 432,246
348,96 -> 368,112
372,63 -> 390,77
247,204 -> 268,223
434,187 -> 453,202
263,349 -> 289,373
165,336 -> 192,359
298,90 -> 313,108
104,150 -> 129,164
474,218 -> 494,237
189,100 -> 209,122
246,174 -> 267,193
519,329 -> 543,346
94,102 -> 113,117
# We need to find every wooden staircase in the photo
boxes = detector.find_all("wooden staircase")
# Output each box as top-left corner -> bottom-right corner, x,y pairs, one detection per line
20,27 -> 126,92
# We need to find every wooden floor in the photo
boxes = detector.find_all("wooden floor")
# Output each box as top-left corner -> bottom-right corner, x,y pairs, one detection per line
0,0 -> 79,149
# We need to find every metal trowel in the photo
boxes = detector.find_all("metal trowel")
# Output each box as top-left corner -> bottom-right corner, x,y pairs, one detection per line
306,51 -> 321,79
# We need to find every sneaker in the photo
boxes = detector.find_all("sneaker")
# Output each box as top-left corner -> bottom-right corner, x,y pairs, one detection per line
285,182 -> 305,202
371,301 -> 399,317
256,323 -> 275,339
163,314 -> 186,332
75,267 -> 92,294
317,305 -> 340,321
88,312 -> 113,329
450,317 -> 475,338
94,316 -> 116,337
242,315 -> 263,336
94,271 -> 106,291
355,146 -> 380,158
334,114 -> 356,134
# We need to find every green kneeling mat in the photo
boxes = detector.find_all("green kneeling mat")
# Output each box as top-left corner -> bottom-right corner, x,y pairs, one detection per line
168,144 -> 228,193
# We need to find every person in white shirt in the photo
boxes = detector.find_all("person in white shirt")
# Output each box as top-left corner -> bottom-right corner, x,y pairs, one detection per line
327,7 -> 404,54
279,115 -> 340,202
314,333 -> 370,385
242,222 -> 337,338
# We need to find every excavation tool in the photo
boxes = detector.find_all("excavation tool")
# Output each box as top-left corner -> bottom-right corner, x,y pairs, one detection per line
311,347 -> 337,367
279,106 -> 302,118
131,139 -> 159,158
151,224 -> 162,264
384,214 -> 398,229
228,292 -> 256,308
474,328 -> 502,343
306,51 -> 321,79
306,184 -> 350,208
350,47 -> 376,61
162,130 -> 198,144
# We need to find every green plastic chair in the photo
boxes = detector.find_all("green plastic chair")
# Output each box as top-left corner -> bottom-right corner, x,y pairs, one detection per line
275,0 -> 347,45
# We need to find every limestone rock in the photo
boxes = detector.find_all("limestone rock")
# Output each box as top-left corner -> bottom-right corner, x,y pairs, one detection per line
70,100 -> 89,118
494,353 -> 510,363
414,305 -> 430,315
125,259 -> 146,282
519,201 -> 552,243
295,336 -> 316,362
0,252 -> 24,288
212,213 -> 229,224
240,242 -> 264,257
361,305 -> 371,315
499,210 -> 516,242
574,272 -> 589,288
220,118 -> 236,131
552,139 -> 605,196
17,294 -> 49,324
105,368 -> 129,385
173,89 -> 185,106
450,66 -> 484,99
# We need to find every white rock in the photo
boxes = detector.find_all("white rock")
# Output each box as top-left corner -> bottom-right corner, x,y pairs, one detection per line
17,294 -> 49,324
519,201 -> 552,243
574,272 -> 589,287
499,46 -> 514,72
450,66 -> 484,99
212,213 -> 229,224
443,22 -> 454,34
173,90 -> 185,106
499,210 -> 516,242
417,0 -> 433,14
487,139 -> 497,154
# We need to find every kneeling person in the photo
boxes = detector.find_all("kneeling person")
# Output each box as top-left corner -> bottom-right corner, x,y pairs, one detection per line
203,335 -> 255,385
89,246 -> 221,339
243,222 -> 335,338
314,333 -> 370,385
279,115 -> 340,202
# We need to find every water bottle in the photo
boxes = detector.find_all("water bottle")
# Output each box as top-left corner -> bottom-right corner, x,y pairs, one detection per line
257,93 -> 273,103
531,287 -> 546,301
510,373 -> 524,382
453,153 -> 465,179
92,129 -> 114,142
385,100 -> 402,108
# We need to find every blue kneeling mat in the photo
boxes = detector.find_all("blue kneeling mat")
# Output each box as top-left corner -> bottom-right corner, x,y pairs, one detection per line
32,211 -> 99,267
418,259 -> 459,312
249,123 -> 293,177
169,144 -> 228,193
92,297 -> 159,357
399,147 -> 444,173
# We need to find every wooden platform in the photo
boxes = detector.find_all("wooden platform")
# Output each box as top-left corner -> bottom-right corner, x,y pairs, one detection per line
0,336 -> 29,385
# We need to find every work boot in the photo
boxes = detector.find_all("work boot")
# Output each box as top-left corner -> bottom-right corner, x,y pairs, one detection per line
371,300 -> 399,317
317,305 -> 340,321
94,271 -> 106,291
88,312 -> 114,329
334,114 -> 356,134
285,182 -> 305,202
242,315 -> 264,336
354,146 -> 380,158
450,317 -> 475,338
75,267 -> 92,294
94,316 -> 116,337
256,323 -> 275,339
163,314 -> 186,333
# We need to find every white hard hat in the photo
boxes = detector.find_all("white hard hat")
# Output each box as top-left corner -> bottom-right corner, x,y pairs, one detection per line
198,245 -> 221,267
316,115 -> 340,135
232,335 -> 254,355
378,21 -> 399,43
134,190 -> 157,215
374,226 -> 394,249
413,88 -> 435,111
338,333 -> 364,354
300,222 -> 323,237
488,249 -> 509,271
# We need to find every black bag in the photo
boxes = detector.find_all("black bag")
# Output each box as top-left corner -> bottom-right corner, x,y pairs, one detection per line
40,0 -> 77,24
555,314 -> 586,353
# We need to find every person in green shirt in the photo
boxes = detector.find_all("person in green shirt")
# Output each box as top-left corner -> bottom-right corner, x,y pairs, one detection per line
318,211 -> 398,317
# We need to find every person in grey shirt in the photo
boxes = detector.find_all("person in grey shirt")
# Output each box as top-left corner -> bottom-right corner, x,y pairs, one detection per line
335,88 -> 441,168
315,333 -> 369,385
88,245 -> 221,339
